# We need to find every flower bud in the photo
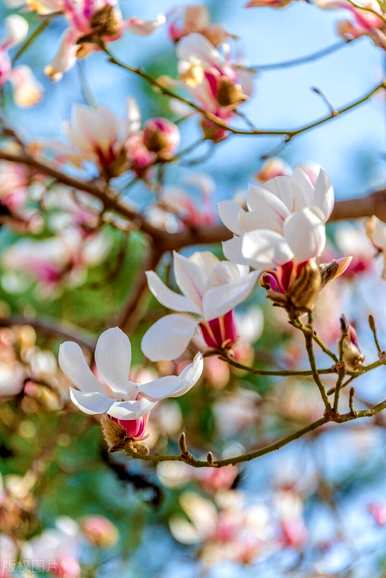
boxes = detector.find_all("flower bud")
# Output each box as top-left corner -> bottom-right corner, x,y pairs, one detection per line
90,4 -> 121,37
142,118 -> 180,159
341,323 -> 364,371
81,515 -> 119,548
256,158 -> 290,182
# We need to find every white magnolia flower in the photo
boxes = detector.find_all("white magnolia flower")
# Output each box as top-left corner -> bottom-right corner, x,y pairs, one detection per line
219,167 -> 334,270
59,327 -> 203,429
366,216 -> 386,278
141,251 -> 258,361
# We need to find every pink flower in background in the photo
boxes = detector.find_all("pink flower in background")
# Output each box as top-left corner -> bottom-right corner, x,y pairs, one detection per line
0,15 -> 42,107
177,33 -> 254,141
59,328 -> 203,439
43,0 -> 165,80
148,174 -> 217,232
2,229 -> 110,294
81,515 -> 118,548
366,215 -> 386,277
317,0 -> 386,48
335,223 -> 374,279
168,4 -> 231,46
141,251 -> 258,361
368,502 -> 386,526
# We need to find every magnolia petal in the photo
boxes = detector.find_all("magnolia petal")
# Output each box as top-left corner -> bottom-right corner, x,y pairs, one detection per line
126,14 -> 166,35
94,327 -> 134,396
218,200 -> 243,235
139,353 -> 203,400
246,185 -> 290,232
290,168 -> 316,213
202,272 -> 258,320
222,236 -> 252,266
173,252 -> 206,310
146,271 -> 200,313
283,207 -> 326,262
141,314 -> 198,361
177,32 -> 222,67
312,168 -> 334,221
367,216 -> 386,250
70,388 -> 112,415
108,398 -> 155,420
241,230 -> 293,269
59,341 -> 101,393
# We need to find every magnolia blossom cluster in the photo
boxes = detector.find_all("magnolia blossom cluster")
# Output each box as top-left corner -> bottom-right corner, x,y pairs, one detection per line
52,101 -> 180,180
0,15 -> 42,107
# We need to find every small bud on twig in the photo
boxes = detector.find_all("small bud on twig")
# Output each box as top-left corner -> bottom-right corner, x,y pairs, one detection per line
207,451 -> 214,465
179,432 -> 188,455
368,314 -> 384,357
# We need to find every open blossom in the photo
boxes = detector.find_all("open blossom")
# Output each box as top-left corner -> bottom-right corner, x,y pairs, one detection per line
220,168 -> 334,268
168,4 -> 231,46
366,215 -> 386,277
54,101 -> 179,179
219,168 -> 352,311
0,15 -> 42,107
58,327 -> 203,439
141,251 -> 258,361
42,0 -> 165,80
317,0 -> 386,48
177,33 -> 254,141
2,228 -> 110,295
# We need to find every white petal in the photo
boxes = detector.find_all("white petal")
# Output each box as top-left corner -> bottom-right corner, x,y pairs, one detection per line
108,398 -> 155,420
173,252 -> 206,310
94,327 -> 134,395
202,271 -> 258,320
312,168 -> 334,221
70,388 -> 112,415
245,185 -> 290,233
290,168 -> 316,212
241,230 -> 293,269
218,200 -> 243,235
177,32 -> 222,67
59,342 -> 101,393
126,14 -> 166,35
146,271 -> 200,313
222,236 -> 252,266
283,208 -> 326,262
139,353 -> 203,400
368,216 -> 386,249
141,314 -> 198,361
127,97 -> 141,134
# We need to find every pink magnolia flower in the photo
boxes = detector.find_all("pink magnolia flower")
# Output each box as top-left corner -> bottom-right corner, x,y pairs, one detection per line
170,491 -> 272,566
2,228 -> 110,295
177,33 -> 254,141
141,251 -> 258,361
0,15 -> 42,107
317,0 -> 386,48
54,101 -> 179,179
368,502 -> 386,526
58,327 -> 203,439
148,174 -> 216,232
335,223 -> 374,279
44,0 -> 165,80
168,4 -> 231,46
256,158 -> 291,182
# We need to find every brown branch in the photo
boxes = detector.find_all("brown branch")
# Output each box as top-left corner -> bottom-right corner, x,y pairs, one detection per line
103,45 -> 385,140
0,149 -> 385,252
118,399 -> 386,468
